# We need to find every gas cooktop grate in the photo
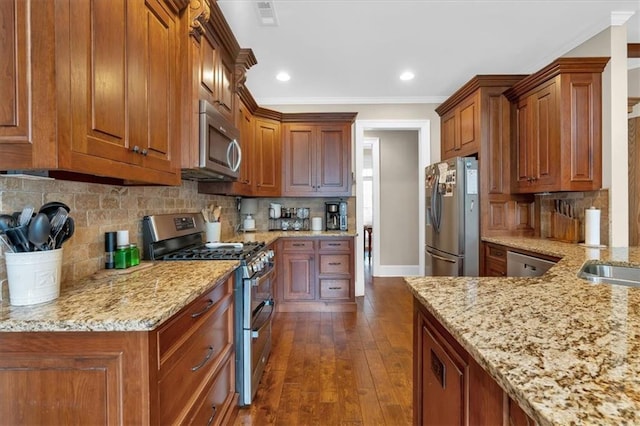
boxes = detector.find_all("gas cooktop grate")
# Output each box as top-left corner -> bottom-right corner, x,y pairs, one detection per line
161,242 -> 265,261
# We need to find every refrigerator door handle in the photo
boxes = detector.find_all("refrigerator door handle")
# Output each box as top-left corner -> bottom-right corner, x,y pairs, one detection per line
426,250 -> 457,264
431,168 -> 442,232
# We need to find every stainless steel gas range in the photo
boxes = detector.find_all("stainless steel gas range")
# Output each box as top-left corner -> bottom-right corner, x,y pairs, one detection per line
142,213 -> 275,406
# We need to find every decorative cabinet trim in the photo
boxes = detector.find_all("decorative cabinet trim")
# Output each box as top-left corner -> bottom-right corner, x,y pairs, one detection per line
504,57 -> 609,101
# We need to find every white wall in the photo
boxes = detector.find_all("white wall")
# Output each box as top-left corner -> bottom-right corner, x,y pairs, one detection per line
365,130 -> 420,267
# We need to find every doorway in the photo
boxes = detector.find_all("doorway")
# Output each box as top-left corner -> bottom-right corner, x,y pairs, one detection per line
354,120 -> 431,297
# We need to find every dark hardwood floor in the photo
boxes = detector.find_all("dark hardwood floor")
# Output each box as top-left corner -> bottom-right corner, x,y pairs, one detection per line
234,264 -> 413,425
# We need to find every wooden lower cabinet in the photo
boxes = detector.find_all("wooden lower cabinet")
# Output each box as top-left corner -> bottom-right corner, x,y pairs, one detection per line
0,273 -> 237,425
482,242 -> 508,277
414,299 -> 535,426
277,237 -> 355,312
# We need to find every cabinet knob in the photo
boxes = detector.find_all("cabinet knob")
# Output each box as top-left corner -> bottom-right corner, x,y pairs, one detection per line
141,148 -> 149,156
131,145 -> 140,153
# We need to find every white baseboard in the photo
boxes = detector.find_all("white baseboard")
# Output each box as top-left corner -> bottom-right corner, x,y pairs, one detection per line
375,264 -> 420,277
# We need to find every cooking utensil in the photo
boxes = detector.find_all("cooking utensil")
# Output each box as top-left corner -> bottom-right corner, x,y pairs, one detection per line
0,214 -> 15,231
0,235 -> 15,253
56,217 -> 75,249
39,201 -> 71,220
28,213 -> 51,251
19,205 -> 34,227
5,225 -> 31,252
212,205 -> 221,222
201,208 -> 210,223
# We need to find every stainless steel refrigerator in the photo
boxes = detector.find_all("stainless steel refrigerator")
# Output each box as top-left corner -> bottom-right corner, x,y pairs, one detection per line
425,157 -> 479,276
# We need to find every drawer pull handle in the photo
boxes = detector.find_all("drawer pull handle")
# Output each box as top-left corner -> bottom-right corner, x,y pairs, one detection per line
206,405 -> 217,426
191,299 -> 214,318
328,243 -> 340,246
292,243 -> 305,247
430,349 -> 446,388
328,286 -> 341,290
328,262 -> 341,266
191,346 -> 215,372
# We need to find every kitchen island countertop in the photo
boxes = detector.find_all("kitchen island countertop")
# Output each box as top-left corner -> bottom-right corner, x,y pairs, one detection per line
405,237 -> 640,425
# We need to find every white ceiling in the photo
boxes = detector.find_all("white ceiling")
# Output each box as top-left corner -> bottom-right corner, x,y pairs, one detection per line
217,0 -> 640,105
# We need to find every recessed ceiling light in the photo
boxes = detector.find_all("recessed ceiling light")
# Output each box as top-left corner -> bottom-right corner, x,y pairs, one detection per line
400,71 -> 415,81
276,72 -> 291,82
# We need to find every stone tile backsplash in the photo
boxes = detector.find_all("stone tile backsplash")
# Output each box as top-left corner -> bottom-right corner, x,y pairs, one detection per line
0,176 -> 238,287
536,189 -> 609,244
0,176 -> 356,292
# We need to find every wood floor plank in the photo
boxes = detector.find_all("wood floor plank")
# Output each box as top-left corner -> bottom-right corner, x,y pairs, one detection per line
234,270 -> 413,425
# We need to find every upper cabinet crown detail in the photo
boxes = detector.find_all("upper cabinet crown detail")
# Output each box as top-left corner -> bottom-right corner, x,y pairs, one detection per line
504,57 -> 609,193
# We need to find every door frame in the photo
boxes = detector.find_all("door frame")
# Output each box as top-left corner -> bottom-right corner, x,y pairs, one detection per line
354,119 -> 431,297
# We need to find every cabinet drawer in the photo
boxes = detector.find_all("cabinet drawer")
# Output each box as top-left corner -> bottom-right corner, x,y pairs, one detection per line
282,239 -> 314,251
158,294 -> 233,424
157,276 -> 233,363
188,350 -> 235,426
319,239 -> 350,251
485,244 -> 507,264
319,254 -> 350,274
485,259 -> 507,277
319,279 -> 350,299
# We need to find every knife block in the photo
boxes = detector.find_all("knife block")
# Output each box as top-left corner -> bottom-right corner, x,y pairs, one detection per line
549,212 -> 580,243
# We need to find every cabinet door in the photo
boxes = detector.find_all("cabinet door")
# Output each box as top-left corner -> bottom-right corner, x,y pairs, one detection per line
61,0 -> 178,183
416,311 -> 468,426
283,124 -> 316,195
0,0 -> 56,170
281,252 -> 315,301
134,0 -> 178,174
529,80 -> 559,190
254,118 -> 281,196
316,124 -> 351,195
513,80 -> 560,193
66,0 -> 131,164
217,57 -> 235,122
0,332 -> 148,425
236,101 -> 254,191
440,109 -> 458,160
457,92 -> 480,156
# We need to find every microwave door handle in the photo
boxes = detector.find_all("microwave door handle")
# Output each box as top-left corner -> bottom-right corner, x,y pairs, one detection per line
231,139 -> 242,172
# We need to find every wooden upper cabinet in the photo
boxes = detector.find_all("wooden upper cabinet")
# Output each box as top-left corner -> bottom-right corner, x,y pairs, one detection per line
0,0 -> 57,170
282,119 -> 354,197
0,0 -> 182,184
253,117 -> 281,196
199,34 -> 235,123
436,75 -> 534,238
505,57 -> 609,193
439,91 -> 480,159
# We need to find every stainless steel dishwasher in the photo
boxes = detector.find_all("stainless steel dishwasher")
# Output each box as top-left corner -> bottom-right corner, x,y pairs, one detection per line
506,251 -> 556,277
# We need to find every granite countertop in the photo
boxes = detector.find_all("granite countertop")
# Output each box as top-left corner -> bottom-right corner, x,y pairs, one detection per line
0,260 -> 239,332
0,231 -> 354,333
405,237 -> 640,425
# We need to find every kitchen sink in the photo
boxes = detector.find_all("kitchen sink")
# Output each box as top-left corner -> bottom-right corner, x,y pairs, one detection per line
577,261 -> 640,287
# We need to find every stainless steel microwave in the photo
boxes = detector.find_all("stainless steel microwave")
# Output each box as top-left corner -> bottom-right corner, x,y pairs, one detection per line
182,100 -> 242,181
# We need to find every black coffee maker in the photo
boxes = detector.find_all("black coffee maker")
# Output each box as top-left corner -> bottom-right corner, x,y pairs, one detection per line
325,201 -> 347,231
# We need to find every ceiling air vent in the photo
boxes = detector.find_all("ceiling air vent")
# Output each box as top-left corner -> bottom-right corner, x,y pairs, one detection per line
255,1 -> 279,26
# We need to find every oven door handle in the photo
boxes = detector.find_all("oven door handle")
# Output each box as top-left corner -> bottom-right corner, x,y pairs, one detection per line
252,265 -> 275,287
251,299 -> 274,339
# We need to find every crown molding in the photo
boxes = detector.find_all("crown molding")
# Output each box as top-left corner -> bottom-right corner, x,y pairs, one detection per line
255,96 -> 448,106
435,75 -> 527,116
611,11 -> 636,26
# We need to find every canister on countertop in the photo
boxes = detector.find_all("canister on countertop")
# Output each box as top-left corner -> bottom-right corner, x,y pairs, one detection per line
104,232 -> 116,269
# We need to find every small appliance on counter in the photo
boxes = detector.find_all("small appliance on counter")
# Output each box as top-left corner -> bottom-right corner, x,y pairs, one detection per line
325,201 -> 348,231
240,198 -> 258,232
268,206 -> 310,231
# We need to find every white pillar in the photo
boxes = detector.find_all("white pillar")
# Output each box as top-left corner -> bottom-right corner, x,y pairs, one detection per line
606,12 -> 633,247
